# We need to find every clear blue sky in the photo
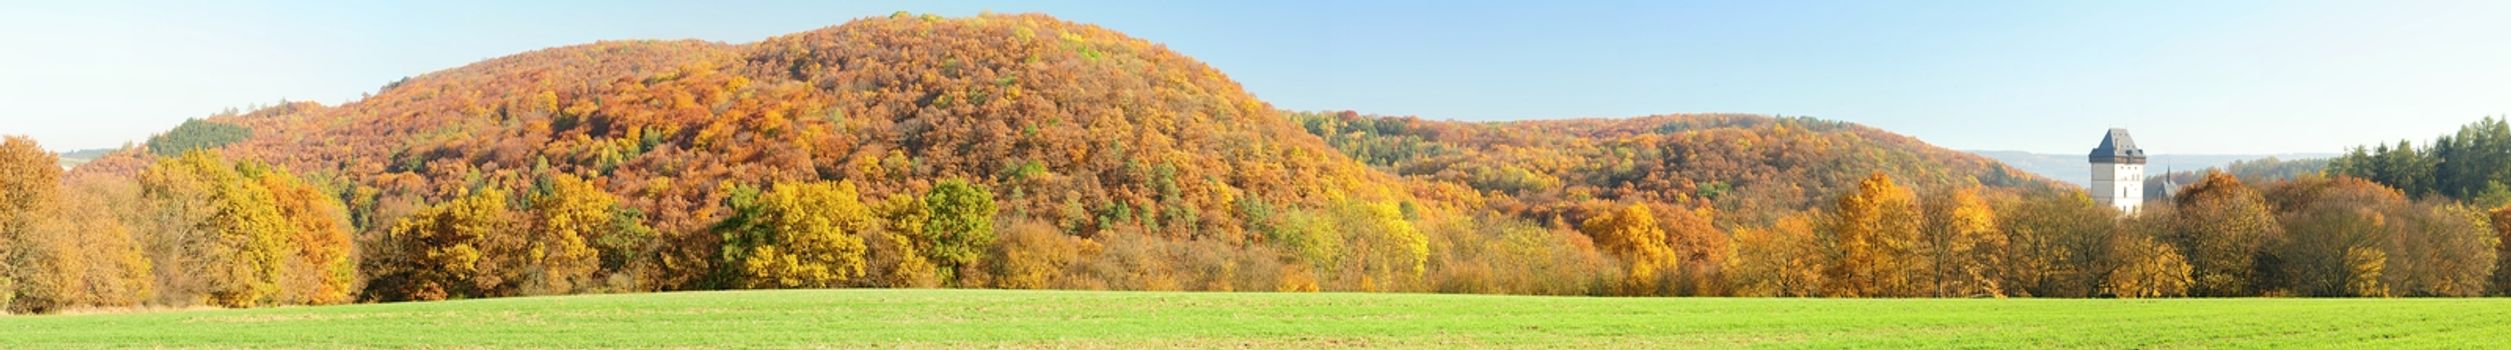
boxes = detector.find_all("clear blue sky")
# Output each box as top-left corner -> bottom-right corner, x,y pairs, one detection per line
6,1 -> 2510,154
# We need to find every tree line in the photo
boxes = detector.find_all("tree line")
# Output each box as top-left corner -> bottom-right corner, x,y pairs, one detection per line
13,134 -> 2504,316
2329,117 -> 2511,206
5,133 -> 1607,311
1725,172 -> 2497,298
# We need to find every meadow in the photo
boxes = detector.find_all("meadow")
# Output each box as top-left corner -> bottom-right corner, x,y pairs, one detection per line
0,289 -> 2502,349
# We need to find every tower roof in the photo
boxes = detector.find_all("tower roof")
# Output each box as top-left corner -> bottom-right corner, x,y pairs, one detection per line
2089,128 -> 2146,164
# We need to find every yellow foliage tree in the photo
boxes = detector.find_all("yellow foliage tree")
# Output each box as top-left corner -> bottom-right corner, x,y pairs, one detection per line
0,136 -> 60,311
381,187 -> 519,300
1730,212 -> 1826,297
0,136 -> 52,239
2103,234 -> 2191,298
1582,204 -> 1675,295
991,220 -> 1096,289
870,194 -> 940,288
242,164 -> 356,305
1924,187 -> 2004,297
140,151 -> 289,308
1367,202 -> 1430,280
46,176 -> 156,310
1319,200 -> 1429,292
1825,173 -> 1923,297
721,181 -> 873,288
520,174 -> 610,294
2344,246 -> 2389,297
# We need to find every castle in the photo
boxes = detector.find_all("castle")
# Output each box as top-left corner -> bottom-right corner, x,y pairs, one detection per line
2089,128 -> 2145,213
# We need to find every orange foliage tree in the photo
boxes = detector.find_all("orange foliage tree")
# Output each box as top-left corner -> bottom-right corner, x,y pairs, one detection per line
2166,172 -> 2280,296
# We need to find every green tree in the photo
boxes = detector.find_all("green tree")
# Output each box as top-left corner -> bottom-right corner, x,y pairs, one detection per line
2431,117 -> 2511,201
1266,209 -> 1343,276
921,179 -> 997,285
144,119 -> 251,157
2328,116 -> 2511,203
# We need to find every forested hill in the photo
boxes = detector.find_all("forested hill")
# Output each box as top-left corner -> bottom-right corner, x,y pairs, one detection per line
10,13 -> 2094,313
73,12 -> 1424,299
163,13 -> 1415,243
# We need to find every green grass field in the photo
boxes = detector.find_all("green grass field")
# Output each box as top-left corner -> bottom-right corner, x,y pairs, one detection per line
0,289 -> 2504,349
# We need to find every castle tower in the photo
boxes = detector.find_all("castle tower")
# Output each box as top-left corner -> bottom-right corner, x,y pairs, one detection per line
2089,128 -> 2146,213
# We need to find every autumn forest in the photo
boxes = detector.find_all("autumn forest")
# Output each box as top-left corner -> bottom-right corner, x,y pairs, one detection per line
2,13 -> 2508,315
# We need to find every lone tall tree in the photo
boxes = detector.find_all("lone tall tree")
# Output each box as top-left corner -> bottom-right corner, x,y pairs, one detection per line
0,136 -> 62,310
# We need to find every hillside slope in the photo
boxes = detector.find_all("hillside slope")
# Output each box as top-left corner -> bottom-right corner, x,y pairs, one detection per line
184,15 -> 1411,238
63,13 -> 1452,296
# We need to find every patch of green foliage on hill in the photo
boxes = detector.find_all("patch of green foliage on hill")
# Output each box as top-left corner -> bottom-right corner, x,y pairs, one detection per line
143,119 -> 249,156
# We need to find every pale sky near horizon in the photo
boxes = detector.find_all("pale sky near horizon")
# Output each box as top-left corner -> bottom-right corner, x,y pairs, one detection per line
4,1 -> 2509,155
